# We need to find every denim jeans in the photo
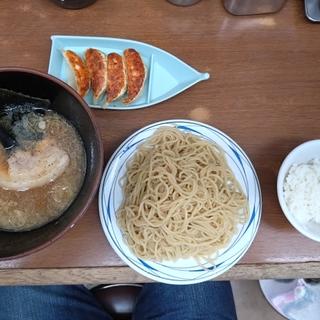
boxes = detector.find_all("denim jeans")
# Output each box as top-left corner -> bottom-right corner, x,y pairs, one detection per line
0,281 -> 237,320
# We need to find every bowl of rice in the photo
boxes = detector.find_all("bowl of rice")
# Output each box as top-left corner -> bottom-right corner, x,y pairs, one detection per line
277,140 -> 320,242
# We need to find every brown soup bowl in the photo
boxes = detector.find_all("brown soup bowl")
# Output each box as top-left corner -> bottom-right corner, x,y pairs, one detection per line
0,67 -> 104,260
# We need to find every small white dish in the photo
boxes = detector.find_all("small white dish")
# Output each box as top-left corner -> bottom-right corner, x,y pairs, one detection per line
277,140 -> 320,242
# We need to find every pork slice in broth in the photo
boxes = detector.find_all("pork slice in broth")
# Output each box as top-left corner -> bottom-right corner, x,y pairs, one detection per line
0,138 -> 69,191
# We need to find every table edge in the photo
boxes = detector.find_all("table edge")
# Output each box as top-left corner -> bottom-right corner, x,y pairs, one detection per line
0,263 -> 318,285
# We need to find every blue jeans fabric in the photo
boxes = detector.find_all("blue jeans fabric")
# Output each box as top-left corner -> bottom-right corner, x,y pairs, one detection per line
0,282 -> 237,320
0,285 -> 111,320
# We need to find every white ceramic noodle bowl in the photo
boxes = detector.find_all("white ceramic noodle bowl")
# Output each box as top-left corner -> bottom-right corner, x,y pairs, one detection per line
99,120 -> 262,284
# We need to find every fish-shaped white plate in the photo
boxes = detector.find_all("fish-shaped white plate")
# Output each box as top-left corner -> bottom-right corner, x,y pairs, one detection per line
48,35 -> 210,110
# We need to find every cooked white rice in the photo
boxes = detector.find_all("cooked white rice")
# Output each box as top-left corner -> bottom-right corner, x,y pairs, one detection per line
284,158 -> 320,224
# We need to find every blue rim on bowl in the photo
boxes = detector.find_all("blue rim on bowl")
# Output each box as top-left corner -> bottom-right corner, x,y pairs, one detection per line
99,120 -> 262,284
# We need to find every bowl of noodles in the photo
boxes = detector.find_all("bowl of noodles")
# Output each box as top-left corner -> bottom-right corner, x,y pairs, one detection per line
99,119 -> 261,284
0,67 -> 103,260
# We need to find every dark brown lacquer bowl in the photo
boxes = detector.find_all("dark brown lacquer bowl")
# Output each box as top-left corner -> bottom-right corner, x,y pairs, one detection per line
0,67 -> 104,260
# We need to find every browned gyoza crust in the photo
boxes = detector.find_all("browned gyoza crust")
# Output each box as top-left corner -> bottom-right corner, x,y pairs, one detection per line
85,48 -> 107,101
63,50 -> 90,98
123,49 -> 146,104
106,52 -> 127,103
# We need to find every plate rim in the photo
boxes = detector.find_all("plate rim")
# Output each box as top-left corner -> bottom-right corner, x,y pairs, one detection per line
98,119 -> 262,284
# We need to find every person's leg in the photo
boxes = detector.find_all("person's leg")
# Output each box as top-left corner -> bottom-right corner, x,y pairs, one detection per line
133,281 -> 237,320
0,285 -> 112,320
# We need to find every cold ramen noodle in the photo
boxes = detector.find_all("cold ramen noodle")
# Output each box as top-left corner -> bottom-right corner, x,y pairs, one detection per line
0,92 -> 86,231
117,127 -> 249,262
